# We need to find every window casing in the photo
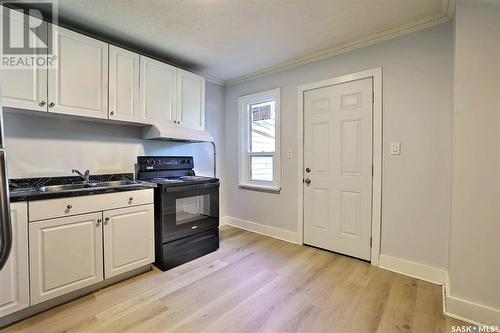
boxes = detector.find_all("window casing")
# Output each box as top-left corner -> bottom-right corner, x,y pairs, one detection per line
238,88 -> 281,191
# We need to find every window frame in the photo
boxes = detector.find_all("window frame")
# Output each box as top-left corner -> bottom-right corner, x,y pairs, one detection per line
238,88 -> 281,192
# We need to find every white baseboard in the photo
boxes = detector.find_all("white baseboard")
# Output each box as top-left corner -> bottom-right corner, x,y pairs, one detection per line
442,272 -> 500,328
445,295 -> 500,328
221,216 -> 298,244
379,254 -> 447,285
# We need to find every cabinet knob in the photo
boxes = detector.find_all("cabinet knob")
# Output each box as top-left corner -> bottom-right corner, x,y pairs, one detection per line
49,102 -> 55,108
39,101 -> 46,107
67,204 -> 72,210
104,217 -> 110,224
110,111 -> 114,116
97,219 -> 102,225
129,197 -> 133,201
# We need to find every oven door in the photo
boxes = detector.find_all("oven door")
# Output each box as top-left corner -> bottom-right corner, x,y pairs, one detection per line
160,182 -> 219,243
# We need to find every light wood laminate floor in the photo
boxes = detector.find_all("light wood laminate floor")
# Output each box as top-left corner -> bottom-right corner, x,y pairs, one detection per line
1,226 -> 466,333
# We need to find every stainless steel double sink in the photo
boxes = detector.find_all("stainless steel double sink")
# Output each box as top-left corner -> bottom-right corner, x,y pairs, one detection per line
37,180 -> 141,193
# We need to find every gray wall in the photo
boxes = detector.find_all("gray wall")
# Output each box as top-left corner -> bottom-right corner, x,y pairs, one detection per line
224,23 -> 454,269
449,0 -> 500,313
4,82 -> 225,213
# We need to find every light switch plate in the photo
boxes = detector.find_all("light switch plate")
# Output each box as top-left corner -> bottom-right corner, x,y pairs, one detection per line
287,149 -> 294,159
390,142 -> 401,155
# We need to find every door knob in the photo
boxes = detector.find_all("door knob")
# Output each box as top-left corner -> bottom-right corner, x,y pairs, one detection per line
304,178 -> 311,185
305,167 -> 311,173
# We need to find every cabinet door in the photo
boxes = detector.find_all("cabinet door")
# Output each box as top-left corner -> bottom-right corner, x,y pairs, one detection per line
0,8 -> 47,112
177,69 -> 205,131
139,56 -> 177,125
103,204 -> 154,279
0,203 -> 29,317
48,26 -> 108,119
29,212 -> 103,305
109,45 -> 141,123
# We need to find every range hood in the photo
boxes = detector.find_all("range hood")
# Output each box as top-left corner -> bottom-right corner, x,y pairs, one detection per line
142,124 -> 214,143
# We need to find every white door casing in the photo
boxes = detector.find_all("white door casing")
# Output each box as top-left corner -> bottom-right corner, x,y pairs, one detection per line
0,8 -> 47,112
103,205 -> 154,279
303,77 -> 373,261
109,45 -> 141,123
48,26 -> 109,119
0,203 -> 29,317
29,212 -> 104,305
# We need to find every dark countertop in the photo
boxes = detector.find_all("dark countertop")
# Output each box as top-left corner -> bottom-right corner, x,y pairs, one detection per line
9,173 -> 156,203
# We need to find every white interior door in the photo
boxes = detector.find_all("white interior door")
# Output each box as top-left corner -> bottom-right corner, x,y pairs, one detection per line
303,78 -> 373,261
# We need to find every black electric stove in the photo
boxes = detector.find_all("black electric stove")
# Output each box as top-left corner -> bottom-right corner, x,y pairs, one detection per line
137,156 -> 220,271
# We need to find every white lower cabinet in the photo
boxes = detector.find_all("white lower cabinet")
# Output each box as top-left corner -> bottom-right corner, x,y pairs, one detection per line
0,203 -> 29,317
103,205 -> 155,279
29,212 -> 104,305
27,190 -> 155,306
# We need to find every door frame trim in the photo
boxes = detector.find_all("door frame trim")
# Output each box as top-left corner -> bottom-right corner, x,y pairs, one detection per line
297,67 -> 382,266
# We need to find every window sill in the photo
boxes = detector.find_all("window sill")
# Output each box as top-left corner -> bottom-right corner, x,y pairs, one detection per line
238,183 -> 281,193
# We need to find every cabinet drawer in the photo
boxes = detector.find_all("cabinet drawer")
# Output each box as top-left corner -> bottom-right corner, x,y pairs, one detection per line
29,189 -> 154,221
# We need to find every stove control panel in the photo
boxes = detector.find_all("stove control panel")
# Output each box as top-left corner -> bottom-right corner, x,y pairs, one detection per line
137,156 -> 194,172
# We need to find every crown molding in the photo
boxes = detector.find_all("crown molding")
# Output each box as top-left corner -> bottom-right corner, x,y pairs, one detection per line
200,73 -> 225,86
224,13 -> 451,86
443,0 -> 456,19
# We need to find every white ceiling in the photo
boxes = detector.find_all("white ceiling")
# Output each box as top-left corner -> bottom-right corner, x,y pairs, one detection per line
48,0 -> 450,84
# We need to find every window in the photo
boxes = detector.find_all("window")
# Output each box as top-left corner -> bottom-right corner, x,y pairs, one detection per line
238,88 -> 281,191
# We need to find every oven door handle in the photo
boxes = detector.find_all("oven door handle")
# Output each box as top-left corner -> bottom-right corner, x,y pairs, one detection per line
164,182 -> 220,193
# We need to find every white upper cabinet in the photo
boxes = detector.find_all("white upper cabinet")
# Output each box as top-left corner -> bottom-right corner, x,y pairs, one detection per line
0,8 -> 47,112
0,10 -> 208,136
48,26 -> 108,119
177,69 -> 205,131
109,45 -> 141,123
140,56 -> 177,125
0,203 -> 29,317
103,205 -> 154,279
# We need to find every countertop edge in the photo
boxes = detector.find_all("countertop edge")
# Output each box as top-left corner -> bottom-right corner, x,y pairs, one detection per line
9,184 -> 156,203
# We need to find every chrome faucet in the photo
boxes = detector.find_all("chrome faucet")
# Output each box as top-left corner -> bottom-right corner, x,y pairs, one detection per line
72,169 -> 90,183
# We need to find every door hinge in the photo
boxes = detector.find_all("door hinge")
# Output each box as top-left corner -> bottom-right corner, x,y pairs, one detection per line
370,237 -> 373,248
